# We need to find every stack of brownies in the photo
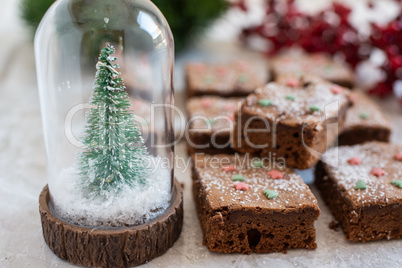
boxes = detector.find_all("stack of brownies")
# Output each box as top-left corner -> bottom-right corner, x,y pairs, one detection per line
185,52 -> 400,254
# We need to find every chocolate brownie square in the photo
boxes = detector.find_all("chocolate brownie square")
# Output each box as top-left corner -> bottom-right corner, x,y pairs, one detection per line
271,52 -> 354,88
186,96 -> 244,155
275,72 -> 328,88
338,91 -> 391,145
185,61 -> 268,97
232,75 -> 352,169
129,97 -> 153,146
192,153 -> 320,254
315,142 -> 402,242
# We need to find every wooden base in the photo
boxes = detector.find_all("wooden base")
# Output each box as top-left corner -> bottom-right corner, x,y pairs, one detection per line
39,180 -> 183,267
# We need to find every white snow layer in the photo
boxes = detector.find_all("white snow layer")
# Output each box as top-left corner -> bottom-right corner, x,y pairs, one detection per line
49,156 -> 172,228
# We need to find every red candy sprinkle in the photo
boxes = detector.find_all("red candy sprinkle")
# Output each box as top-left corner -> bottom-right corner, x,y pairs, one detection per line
286,78 -> 299,87
216,66 -> 227,74
233,182 -> 249,191
224,103 -> 236,111
267,170 -> 284,179
235,61 -> 248,71
222,165 -> 236,172
347,157 -> 361,165
201,99 -> 211,108
228,114 -> 235,121
349,93 -> 357,104
331,86 -> 344,95
193,64 -> 205,72
394,153 -> 402,161
371,168 -> 385,177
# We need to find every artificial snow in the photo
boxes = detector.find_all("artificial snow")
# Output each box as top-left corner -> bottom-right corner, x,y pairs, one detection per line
50,156 -> 172,227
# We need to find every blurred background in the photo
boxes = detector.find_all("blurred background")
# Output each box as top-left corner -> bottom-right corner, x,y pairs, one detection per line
13,0 -> 402,99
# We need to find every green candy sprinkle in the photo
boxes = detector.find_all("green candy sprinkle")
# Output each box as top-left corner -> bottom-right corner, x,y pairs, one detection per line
264,189 -> 278,199
207,118 -> 215,125
309,105 -> 321,112
360,113 -> 369,120
391,180 -> 402,189
285,94 -> 296,101
252,160 -> 263,168
258,99 -> 272,107
355,180 -> 367,190
204,75 -> 213,84
238,74 -> 248,82
232,174 -> 245,182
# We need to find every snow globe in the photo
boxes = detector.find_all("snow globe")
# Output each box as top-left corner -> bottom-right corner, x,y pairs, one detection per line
35,0 -> 182,266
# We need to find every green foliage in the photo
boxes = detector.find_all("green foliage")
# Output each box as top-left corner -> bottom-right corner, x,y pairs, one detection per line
21,0 -> 55,35
151,0 -> 227,51
79,44 -> 149,198
20,0 -> 227,51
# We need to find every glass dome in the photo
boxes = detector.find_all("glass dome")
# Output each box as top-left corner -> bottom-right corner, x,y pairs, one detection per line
35,0 -> 174,227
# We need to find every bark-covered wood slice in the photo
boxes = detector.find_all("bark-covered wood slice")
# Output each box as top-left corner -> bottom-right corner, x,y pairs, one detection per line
39,180 -> 183,268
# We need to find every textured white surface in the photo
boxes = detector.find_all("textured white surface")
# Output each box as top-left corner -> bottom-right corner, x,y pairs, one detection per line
51,158 -> 171,227
1,1 -> 402,267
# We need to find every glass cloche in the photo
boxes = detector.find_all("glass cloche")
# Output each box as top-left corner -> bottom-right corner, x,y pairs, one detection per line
35,0 -> 174,228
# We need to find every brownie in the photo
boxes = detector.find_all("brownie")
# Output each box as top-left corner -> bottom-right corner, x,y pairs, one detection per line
186,61 -> 268,98
271,52 -> 355,88
186,96 -> 244,155
232,75 -> 352,170
129,97 -> 153,148
275,72 -> 328,88
338,91 -> 391,145
315,142 -> 402,242
192,153 -> 320,254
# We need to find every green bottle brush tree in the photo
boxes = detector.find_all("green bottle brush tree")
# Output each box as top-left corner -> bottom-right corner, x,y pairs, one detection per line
79,44 -> 149,198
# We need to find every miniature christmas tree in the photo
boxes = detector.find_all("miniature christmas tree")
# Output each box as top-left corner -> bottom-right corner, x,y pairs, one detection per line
79,44 -> 149,198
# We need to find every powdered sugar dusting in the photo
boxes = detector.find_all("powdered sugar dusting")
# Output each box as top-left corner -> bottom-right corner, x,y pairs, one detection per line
245,75 -> 350,125
322,142 -> 402,207
195,154 -> 318,211
344,90 -> 391,129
